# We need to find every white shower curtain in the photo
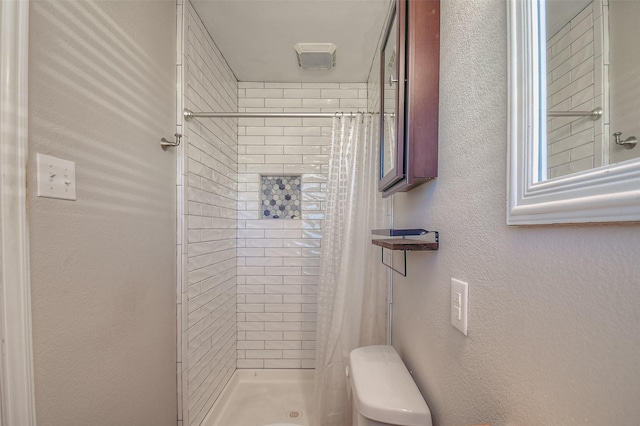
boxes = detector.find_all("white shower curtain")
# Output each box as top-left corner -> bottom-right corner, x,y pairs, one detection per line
313,114 -> 391,426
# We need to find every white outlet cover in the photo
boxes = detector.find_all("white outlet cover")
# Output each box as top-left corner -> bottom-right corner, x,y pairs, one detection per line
36,153 -> 76,200
451,278 -> 468,336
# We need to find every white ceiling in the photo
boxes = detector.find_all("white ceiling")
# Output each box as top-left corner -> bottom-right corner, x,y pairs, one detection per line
191,0 -> 392,82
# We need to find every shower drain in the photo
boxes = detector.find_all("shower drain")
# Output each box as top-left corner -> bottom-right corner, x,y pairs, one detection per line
285,409 -> 303,420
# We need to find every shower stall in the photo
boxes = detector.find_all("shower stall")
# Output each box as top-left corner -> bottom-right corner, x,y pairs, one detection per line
174,1 -> 392,425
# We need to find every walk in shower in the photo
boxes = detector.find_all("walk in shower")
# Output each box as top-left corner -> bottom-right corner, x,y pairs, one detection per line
174,1 -> 392,425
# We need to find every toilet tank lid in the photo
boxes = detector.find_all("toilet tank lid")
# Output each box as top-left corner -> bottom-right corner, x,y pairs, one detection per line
349,346 -> 432,426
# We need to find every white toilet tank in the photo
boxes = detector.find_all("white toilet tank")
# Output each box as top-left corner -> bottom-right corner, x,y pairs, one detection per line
348,345 -> 432,426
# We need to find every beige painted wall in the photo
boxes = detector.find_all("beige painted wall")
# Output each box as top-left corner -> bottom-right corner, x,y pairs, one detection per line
28,1 -> 177,425
390,0 -> 640,424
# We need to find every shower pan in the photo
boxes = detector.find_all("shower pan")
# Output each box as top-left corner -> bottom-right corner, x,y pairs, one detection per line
201,370 -> 314,426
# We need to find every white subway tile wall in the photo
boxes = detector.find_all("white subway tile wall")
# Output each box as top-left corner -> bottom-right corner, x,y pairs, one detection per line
236,82 -> 367,368
178,3 -> 238,425
546,1 -> 606,179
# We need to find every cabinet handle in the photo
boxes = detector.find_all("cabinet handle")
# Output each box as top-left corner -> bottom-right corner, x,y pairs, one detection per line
389,75 -> 399,86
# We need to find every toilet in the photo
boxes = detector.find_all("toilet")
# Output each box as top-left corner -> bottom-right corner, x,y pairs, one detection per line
348,345 -> 432,426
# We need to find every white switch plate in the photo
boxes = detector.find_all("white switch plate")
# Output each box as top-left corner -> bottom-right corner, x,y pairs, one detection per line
451,278 -> 468,335
36,153 -> 76,200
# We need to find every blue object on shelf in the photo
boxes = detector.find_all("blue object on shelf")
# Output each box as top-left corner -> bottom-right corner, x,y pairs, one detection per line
371,229 -> 428,237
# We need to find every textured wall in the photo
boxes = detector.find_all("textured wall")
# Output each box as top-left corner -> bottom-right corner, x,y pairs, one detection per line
235,82 -> 367,369
178,2 -> 238,425
390,0 -> 640,424
28,1 -> 177,425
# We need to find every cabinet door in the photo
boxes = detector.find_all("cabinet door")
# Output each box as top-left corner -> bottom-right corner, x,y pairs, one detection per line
379,0 -> 440,196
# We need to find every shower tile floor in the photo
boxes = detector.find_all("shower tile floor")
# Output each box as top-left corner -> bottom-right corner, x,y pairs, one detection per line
202,369 -> 314,426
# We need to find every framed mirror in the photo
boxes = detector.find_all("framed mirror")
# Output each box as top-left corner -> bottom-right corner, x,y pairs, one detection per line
507,0 -> 640,224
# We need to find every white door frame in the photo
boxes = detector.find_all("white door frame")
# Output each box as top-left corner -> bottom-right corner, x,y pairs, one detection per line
0,0 -> 37,424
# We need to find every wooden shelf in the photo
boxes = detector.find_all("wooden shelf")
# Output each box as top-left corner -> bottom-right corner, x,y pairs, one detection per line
371,229 -> 439,276
372,238 -> 438,251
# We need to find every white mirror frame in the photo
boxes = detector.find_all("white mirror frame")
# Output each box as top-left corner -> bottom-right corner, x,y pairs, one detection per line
507,0 -> 640,225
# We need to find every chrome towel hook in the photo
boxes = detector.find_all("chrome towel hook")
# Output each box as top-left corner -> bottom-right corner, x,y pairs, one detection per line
160,133 -> 182,150
613,132 -> 637,150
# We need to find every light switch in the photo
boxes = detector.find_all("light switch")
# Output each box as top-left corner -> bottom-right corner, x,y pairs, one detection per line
36,153 -> 76,200
453,291 -> 462,320
451,278 -> 468,335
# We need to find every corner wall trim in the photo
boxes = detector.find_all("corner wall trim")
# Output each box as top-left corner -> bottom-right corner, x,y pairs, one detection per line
0,0 -> 38,424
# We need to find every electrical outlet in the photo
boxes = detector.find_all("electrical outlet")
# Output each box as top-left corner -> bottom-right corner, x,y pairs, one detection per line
451,278 -> 468,335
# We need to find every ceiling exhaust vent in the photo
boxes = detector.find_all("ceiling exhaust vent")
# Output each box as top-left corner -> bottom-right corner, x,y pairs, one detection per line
294,43 -> 336,70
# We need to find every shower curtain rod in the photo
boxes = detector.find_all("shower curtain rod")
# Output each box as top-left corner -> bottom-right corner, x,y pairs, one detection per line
183,108 -> 373,121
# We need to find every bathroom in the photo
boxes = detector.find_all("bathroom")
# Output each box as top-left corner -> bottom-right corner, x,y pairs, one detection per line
1,0 -> 639,425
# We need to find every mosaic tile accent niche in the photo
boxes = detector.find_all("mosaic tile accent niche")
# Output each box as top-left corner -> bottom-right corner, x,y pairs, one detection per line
261,176 -> 301,219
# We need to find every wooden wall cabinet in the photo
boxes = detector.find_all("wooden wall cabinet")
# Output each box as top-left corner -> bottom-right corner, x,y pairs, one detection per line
379,0 -> 440,196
